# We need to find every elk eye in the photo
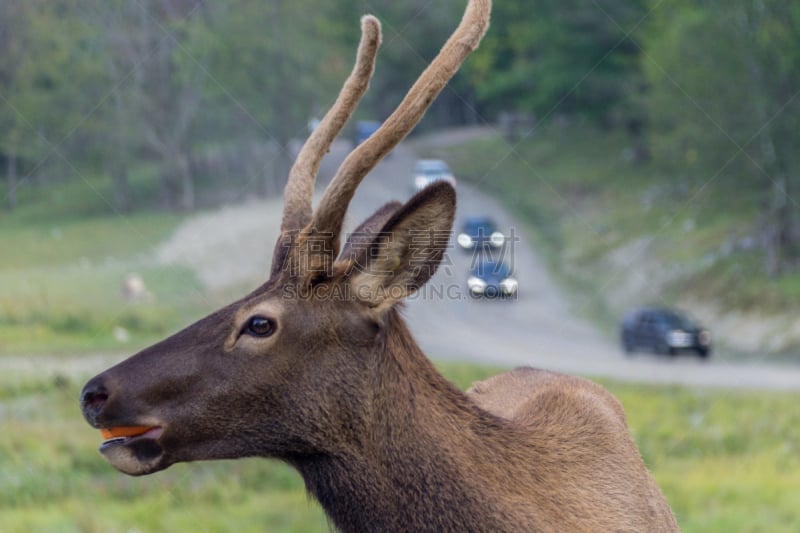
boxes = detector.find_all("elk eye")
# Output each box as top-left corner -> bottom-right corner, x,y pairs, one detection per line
244,316 -> 276,337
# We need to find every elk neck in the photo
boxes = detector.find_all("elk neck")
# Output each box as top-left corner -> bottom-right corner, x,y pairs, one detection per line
286,308 -> 523,532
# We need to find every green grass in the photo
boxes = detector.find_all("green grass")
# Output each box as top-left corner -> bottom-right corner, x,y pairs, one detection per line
0,210 -> 181,269
613,383 -> 800,531
0,261 -> 206,354
0,172 -> 210,355
0,362 -> 798,532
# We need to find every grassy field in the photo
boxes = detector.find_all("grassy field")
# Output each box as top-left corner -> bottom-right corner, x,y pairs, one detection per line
0,173 -> 211,356
1,360 -> 799,532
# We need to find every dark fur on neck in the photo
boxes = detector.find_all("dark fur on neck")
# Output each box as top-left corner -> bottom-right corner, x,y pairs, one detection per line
290,308 -> 518,532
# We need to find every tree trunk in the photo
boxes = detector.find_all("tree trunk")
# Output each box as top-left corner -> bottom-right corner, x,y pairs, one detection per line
741,3 -> 800,276
160,159 -> 180,211
111,161 -> 131,213
256,144 -> 270,199
5,152 -> 17,210
178,152 -> 195,211
764,176 -> 787,277
272,141 -> 292,197
265,0 -> 292,199
110,87 -> 132,213
757,116 -> 800,277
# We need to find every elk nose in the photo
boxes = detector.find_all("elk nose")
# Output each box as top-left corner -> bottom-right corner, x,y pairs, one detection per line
80,377 -> 110,427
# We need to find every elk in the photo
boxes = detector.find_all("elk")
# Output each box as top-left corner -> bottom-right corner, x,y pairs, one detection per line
80,1 -> 679,531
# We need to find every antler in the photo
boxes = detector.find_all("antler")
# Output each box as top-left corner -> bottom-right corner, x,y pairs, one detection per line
280,15 -> 382,234
276,0 -> 490,280
310,0 -> 491,253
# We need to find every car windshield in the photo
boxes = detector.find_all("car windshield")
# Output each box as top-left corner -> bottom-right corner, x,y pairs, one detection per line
657,311 -> 696,330
471,258 -> 511,279
415,160 -> 450,174
462,217 -> 497,236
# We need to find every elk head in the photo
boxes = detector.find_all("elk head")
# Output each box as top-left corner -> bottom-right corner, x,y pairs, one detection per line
80,1 -> 491,477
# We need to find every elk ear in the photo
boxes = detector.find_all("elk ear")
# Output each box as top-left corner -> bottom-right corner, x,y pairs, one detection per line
348,182 -> 455,311
339,201 -> 403,264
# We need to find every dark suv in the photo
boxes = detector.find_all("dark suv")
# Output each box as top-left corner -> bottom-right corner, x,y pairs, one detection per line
621,308 -> 712,358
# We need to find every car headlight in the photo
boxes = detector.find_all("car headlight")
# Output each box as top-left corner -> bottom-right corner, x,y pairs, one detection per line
667,330 -> 681,346
414,176 -> 428,189
667,330 -> 691,347
500,277 -> 518,294
698,330 -> 711,346
457,233 -> 474,248
490,231 -> 505,247
467,276 -> 487,292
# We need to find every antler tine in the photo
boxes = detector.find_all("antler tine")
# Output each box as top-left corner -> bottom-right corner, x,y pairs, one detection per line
281,15 -> 382,234
311,0 -> 491,245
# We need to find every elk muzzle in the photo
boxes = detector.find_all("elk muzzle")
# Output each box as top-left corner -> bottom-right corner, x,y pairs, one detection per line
80,374 -> 166,476
80,377 -> 109,427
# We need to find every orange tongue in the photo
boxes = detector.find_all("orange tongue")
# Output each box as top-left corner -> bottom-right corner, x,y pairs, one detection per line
100,426 -> 152,439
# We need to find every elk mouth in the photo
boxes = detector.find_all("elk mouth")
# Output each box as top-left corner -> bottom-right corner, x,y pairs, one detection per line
100,425 -> 163,447
98,425 -> 166,476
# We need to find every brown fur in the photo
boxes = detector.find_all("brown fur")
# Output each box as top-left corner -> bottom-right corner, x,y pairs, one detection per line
466,367 -> 678,530
80,1 -> 679,531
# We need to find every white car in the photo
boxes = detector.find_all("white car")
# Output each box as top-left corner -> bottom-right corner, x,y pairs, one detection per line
412,159 -> 456,192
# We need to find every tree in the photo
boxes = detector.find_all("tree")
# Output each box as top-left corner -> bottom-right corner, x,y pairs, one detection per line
130,0 -> 211,211
84,0 -> 143,214
466,0 -> 648,127
193,0 -> 344,197
334,0 -> 475,130
643,0 -> 800,276
0,1 -> 24,210
741,2 -> 800,276
0,0 -> 101,210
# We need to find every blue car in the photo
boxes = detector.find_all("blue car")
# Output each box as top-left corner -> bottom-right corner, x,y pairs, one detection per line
467,257 -> 518,298
457,216 -> 505,251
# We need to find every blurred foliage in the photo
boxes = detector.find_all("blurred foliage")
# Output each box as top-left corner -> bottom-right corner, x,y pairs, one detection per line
467,0 -> 647,126
1,0 -> 800,274
641,0 -> 800,276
